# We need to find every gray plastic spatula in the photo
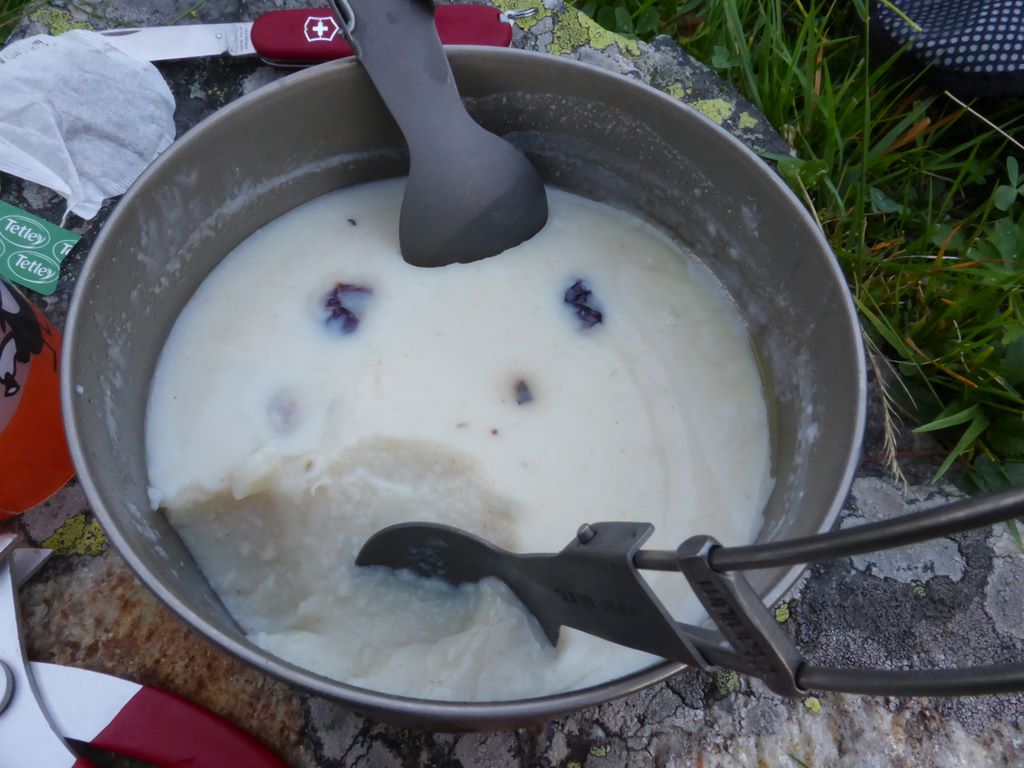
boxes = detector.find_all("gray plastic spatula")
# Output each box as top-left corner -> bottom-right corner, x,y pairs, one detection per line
330,0 -> 548,268
357,521 -> 714,666
356,488 -> 1024,698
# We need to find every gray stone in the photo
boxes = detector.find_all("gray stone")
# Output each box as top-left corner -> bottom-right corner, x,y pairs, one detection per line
985,531 -> 1024,641
453,732 -> 518,767
241,66 -> 289,95
845,477 -> 966,583
306,698 -> 367,763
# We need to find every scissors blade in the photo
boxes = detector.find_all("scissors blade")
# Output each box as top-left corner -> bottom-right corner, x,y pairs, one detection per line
12,547 -> 52,588
29,662 -> 289,767
98,22 -> 255,61
0,547 -> 83,767
29,663 -> 141,746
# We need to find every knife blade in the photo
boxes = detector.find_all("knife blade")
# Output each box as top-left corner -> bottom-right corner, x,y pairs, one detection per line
98,5 -> 530,67
99,22 -> 254,61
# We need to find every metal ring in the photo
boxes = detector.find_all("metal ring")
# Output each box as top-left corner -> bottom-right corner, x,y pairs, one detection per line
503,8 -> 539,20
0,660 -> 12,715
328,0 -> 357,36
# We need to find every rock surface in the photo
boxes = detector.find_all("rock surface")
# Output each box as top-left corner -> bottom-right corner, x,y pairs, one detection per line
2,2 -> 1022,766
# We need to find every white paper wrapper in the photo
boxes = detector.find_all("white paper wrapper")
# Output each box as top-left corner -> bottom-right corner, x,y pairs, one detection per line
0,30 -> 176,221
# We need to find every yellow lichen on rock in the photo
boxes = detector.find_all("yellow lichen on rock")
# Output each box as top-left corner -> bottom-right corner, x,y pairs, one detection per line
775,601 -> 790,623
665,83 -> 689,100
29,7 -> 93,35
42,513 -> 108,556
690,98 -> 735,124
738,111 -> 760,130
549,8 -> 640,58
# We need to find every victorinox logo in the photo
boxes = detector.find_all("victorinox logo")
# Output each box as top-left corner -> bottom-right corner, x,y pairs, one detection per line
304,16 -> 340,43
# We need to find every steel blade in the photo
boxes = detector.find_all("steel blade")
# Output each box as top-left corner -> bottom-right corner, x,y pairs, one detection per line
0,551 -> 81,766
11,548 -> 51,589
0,535 -> 51,590
99,22 -> 255,62
30,663 -> 141,744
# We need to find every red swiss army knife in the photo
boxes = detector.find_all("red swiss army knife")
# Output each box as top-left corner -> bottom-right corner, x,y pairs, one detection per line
98,5 -> 535,67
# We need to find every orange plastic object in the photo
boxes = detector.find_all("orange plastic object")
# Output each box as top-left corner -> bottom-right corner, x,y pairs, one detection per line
0,280 -> 74,516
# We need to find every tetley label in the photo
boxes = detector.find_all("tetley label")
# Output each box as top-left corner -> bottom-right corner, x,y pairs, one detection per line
0,202 -> 80,296
6,251 -> 60,285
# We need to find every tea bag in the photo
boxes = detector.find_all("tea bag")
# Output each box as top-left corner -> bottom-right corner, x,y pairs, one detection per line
0,30 -> 176,222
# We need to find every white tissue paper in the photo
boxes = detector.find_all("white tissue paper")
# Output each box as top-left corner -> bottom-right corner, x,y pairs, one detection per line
0,30 -> 176,222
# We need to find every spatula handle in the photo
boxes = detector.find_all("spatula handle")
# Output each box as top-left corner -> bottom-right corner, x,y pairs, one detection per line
330,0 -> 476,157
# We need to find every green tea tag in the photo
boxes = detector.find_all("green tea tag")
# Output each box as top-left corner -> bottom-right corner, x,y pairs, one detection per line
0,202 -> 80,296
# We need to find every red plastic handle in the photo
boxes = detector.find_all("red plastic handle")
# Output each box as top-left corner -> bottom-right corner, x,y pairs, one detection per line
250,5 -> 512,65
89,685 -> 288,768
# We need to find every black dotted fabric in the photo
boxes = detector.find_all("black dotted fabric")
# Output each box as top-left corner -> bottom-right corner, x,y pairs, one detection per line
872,0 -> 1024,96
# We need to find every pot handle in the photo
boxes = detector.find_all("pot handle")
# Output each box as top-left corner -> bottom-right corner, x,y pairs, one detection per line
646,485 -> 1024,697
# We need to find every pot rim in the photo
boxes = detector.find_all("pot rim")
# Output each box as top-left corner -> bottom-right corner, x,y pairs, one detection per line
62,46 -> 866,729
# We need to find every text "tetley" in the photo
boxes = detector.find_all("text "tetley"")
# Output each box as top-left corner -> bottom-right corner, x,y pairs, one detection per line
3,219 -> 45,246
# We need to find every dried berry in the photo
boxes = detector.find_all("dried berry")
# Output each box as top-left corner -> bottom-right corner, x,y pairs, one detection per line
323,282 -> 372,334
267,390 -> 301,435
564,279 -> 602,328
515,379 -> 534,405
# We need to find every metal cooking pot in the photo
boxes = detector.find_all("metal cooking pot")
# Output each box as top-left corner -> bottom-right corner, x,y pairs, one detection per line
61,48 -> 866,729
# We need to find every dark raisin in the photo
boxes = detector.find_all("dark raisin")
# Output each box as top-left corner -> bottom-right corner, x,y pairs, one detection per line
564,279 -> 603,328
267,390 -> 301,434
323,282 -> 372,334
514,379 -> 534,405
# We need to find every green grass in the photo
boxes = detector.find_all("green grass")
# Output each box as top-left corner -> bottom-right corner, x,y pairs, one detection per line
0,0 -> 35,44
582,0 -> 1024,490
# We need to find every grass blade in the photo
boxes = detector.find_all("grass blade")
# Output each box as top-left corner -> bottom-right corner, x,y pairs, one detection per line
932,413 -> 990,482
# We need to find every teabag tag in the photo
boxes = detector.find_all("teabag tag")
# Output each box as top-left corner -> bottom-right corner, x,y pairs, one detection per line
0,30 -> 176,222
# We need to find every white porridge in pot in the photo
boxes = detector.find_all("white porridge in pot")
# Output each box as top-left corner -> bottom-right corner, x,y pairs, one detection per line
145,178 -> 773,701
